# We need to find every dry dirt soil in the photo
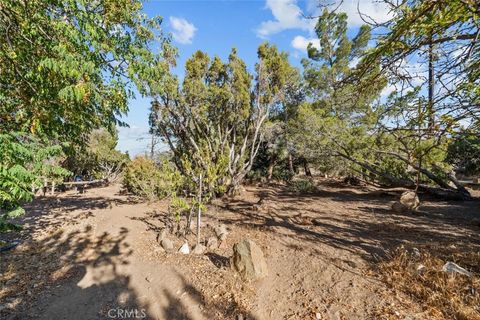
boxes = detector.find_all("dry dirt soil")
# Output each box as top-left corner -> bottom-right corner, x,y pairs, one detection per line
1,179 -> 479,320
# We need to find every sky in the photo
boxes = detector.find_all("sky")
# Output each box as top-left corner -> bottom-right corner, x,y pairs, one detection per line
116,0 -> 394,156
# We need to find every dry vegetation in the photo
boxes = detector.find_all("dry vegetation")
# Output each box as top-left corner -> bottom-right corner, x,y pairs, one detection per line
376,244 -> 480,320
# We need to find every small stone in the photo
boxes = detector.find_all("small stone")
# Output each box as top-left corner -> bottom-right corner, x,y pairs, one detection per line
316,312 -> 322,320
157,229 -> 168,243
215,224 -> 228,239
442,261 -> 472,277
178,242 -> 190,254
416,264 -> 426,274
192,244 -> 206,255
161,238 -> 174,252
236,314 -> 244,320
206,236 -> 218,250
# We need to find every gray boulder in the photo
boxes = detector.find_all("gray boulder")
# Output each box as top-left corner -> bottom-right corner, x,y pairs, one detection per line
231,239 -> 268,281
442,261 -> 472,277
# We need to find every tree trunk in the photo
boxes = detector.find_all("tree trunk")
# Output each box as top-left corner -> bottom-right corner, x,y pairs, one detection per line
267,156 -> 276,181
196,174 -> 202,246
288,153 -> 294,175
427,32 -> 435,133
302,158 -> 312,177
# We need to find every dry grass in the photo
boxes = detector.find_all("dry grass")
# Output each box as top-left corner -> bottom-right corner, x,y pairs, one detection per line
377,244 -> 480,319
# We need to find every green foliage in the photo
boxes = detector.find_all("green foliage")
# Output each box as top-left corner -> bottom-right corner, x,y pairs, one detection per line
65,129 -> 129,181
150,44 -> 295,196
446,132 -> 480,176
122,156 -> 182,201
0,133 -> 69,232
0,0 -> 171,232
0,0 -> 171,141
288,178 -> 317,193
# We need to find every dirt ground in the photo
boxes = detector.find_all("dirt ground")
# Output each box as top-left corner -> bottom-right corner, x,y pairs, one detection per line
1,179 -> 479,319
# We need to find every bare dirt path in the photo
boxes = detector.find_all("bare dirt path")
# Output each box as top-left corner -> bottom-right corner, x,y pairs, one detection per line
1,180 -> 479,319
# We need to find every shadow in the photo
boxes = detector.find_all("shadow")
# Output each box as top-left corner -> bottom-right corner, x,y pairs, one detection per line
217,183 -> 480,265
205,252 -> 230,269
0,194 -> 133,240
0,223 -> 151,320
159,271 -> 258,320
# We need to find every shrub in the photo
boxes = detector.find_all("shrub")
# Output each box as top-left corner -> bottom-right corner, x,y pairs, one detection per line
288,178 -> 316,193
122,157 -> 182,200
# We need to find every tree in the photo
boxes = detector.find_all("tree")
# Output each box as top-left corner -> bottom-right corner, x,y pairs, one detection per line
0,0 -> 171,231
65,129 -> 129,182
149,44 -> 294,195
289,9 -> 385,178
352,0 -> 480,198
0,134 -> 69,232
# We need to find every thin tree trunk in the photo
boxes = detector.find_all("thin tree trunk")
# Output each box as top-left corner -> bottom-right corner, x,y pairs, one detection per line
267,156 -> 276,181
302,158 -> 312,177
196,174 -> 202,246
288,153 -> 294,175
427,32 -> 435,133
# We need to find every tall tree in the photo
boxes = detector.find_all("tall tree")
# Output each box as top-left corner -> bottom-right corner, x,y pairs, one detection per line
0,0 -> 171,231
290,9 -> 385,177
149,44 -> 294,195
353,0 -> 480,198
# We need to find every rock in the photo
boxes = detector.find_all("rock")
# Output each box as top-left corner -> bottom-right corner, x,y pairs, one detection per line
391,191 -> 420,213
442,261 -> 472,277
192,244 -> 206,255
178,242 -> 190,254
215,224 -> 228,239
206,236 -> 218,250
416,264 -> 426,274
231,239 -> 268,281
236,314 -> 244,320
315,312 -> 322,320
156,229 -> 168,243
412,247 -> 421,258
161,238 -> 174,252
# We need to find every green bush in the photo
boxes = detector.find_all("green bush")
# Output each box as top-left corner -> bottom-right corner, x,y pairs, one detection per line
288,178 -> 317,193
122,157 -> 182,200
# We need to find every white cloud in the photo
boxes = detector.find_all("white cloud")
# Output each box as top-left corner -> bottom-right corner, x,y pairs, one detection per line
116,125 -> 150,156
256,0 -> 314,38
169,17 -> 197,44
381,83 -> 397,97
335,0 -> 393,26
291,35 -> 320,52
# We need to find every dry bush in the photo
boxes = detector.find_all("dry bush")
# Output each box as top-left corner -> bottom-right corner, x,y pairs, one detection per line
376,245 -> 480,319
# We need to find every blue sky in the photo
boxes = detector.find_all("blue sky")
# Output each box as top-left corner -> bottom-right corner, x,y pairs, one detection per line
117,0 -> 393,156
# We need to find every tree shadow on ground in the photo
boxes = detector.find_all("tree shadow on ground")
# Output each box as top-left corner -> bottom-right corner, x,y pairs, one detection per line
158,271 -> 258,320
0,223 -> 151,320
218,184 -> 480,262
